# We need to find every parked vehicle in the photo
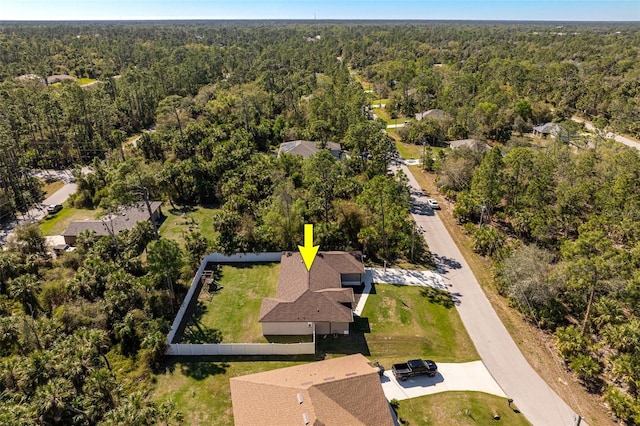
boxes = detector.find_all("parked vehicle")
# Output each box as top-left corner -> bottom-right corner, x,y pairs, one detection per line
46,204 -> 62,214
392,359 -> 438,381
427,199 -> 440,209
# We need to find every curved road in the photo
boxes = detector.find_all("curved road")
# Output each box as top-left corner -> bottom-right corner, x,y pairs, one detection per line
402,164 -> 582,426
572,116 -> 640,151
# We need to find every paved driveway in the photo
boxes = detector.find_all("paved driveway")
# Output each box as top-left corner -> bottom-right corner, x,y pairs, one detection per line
370,268 -> 446,290
401,164 -> 582,426
381,361 -> 506,401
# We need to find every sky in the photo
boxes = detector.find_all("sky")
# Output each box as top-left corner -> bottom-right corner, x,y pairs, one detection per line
0,0 -> 638,22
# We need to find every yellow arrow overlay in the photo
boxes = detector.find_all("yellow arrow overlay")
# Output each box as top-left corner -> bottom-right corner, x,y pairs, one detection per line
298,224 -> 319,271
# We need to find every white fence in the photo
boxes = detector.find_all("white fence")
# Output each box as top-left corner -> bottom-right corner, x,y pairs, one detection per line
166,252 -> 309,356
166,341 -> 315,356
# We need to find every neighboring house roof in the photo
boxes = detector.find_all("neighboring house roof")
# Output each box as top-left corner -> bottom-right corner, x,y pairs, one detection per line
62,201 -> 162,238
533,122 -> 560,135
230,353 -> 394,426
259,251 -> 362,323
46,74 -> 77,85
449,139 -> 491,152
277,140 -> 342,159
415,109 -> 447,121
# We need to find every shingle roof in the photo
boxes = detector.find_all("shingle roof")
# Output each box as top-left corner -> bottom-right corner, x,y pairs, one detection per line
230,354 -> 394,426
415,109 -> 447,121
278,140 -> 342,159
533,122 -> 560,135
259,252 -> 362,323
62,201 -> 162,237
449,139 -> 491,152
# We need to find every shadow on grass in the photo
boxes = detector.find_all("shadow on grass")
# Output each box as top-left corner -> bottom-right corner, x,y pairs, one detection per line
420,287 -> 455,309
180,361 -> 229,380
316,317 -> 371,358
168,205 -> 197,215
181,300 -> 224,344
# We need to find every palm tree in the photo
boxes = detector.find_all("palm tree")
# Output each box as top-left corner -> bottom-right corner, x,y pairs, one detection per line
8,274 -> 40,316
34,377 -> 83,424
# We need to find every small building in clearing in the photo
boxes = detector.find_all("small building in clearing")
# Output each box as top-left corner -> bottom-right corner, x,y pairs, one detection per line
277,140 -> 342,160
62,201 -> 162,246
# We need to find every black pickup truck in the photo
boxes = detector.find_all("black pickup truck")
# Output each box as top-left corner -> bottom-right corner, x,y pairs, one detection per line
392,359 -> 438,381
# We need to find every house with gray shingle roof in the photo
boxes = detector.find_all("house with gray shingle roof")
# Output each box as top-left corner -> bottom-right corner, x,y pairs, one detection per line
277,140 -> 342,159
259,251 -> 363,336
230,353 -> 394,426
533,122 -> 560,138
449,139 -> 491,152
415,109 -> 448,121
62,201 -> 162,245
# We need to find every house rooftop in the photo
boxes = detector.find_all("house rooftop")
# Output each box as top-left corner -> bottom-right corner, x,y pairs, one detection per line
230,353 -> 394,426
449,139 -> 491,152
533,122 -> 560,135
259,251 -> 362,323
278,140 -> 342,159
415,109 -> 447,121
62,201 -> 162,238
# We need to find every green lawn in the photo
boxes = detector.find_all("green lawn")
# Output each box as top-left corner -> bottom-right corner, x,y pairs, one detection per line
77,78 -> 97,85
396,141 -> 425,159
157,270 -> 480,424
394,391 -> 530,426
39,207 -> 100,236
42,180 -> 64,199
153,359 -> 305,426
182,263 -> 281,344
158,205 -> 219,247
371,98 -> 389,107
318,284 -> 478,365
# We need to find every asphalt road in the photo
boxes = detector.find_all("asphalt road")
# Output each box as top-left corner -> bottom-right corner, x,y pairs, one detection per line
1,181 -> 78,246
401,164 -> 583,426
571,116 -> 640,151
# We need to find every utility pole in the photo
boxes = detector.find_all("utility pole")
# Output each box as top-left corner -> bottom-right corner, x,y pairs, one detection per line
173,108 -> 187,158
135,170 -> 159,240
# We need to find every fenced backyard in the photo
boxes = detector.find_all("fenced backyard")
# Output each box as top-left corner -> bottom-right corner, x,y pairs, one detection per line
166,252 -> 316,356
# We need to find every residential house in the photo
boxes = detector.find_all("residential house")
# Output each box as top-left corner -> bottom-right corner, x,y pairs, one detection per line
277,140 -> 342,160
415,109 -> 448,121
449,139 -> 491,152
532,122 -> 560,138
259,251 -> 364,336
62,201 -> 162,246
230,353 -> 394,426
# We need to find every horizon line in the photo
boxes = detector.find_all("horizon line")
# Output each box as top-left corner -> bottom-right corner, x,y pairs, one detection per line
0,18 -> 638,23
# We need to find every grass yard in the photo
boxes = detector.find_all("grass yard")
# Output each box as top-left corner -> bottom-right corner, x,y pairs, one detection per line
318,284 -> 478,365
363,284 -> 478,364
153,360 -> 304,426
39,207 -> 100,236
182,263 -> 280,344
394,391 -> 530,426
76,78 -> 97,85
396,140 -> 424,159
158,205 -> 219,247
42,180 -> 64,199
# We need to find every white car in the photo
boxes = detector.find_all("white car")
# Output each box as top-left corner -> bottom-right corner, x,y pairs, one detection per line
427,199 -> 440,209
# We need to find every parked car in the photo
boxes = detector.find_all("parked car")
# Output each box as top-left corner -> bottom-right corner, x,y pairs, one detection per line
392,359 -> 438,381
46,204 -> 62,214
427,199 -> 440,209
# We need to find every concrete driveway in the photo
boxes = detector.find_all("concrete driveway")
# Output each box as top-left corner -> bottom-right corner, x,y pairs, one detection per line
381,361 -> 506,401
370,268 -> 447,290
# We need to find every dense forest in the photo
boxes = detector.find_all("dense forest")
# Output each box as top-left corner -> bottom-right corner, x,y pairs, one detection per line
0,21 -> 639,424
